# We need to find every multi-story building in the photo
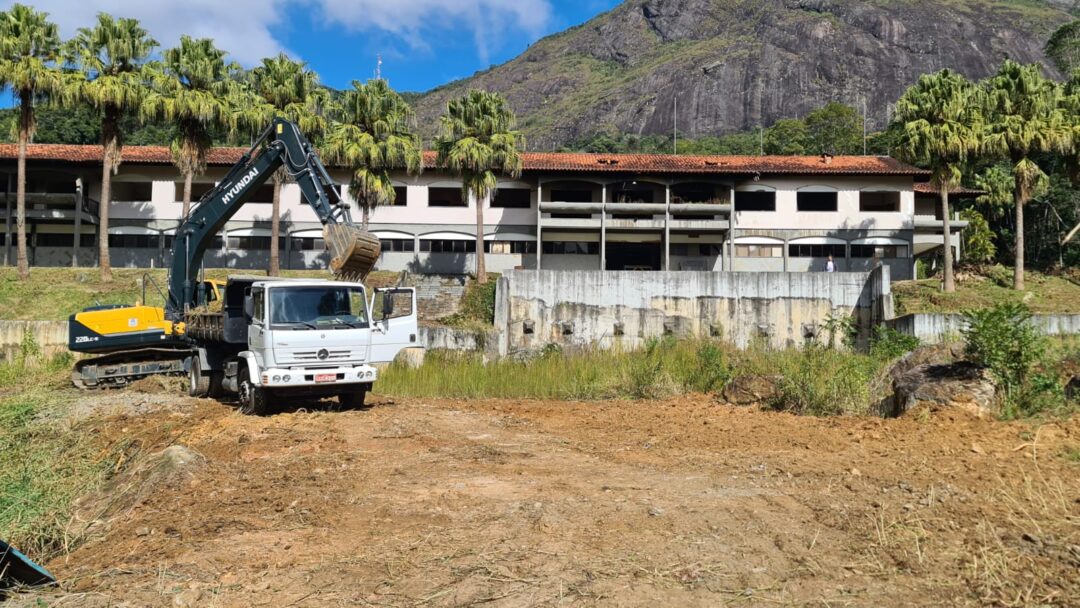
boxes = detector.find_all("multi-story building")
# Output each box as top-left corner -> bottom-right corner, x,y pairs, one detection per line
0,144 -> 965,280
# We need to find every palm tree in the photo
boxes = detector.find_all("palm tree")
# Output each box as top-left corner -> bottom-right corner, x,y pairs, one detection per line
435,90 -> 523,283
894,69 -> 982,293
142,36 -> 238,219
982,60 -> 1073,290
322,78 -> 422,230
66,13 -> 156,281
249,54 -> 327,275
0,4 -> 64,280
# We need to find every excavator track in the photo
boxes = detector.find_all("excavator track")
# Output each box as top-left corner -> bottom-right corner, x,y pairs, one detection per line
72,347 -> 192,389
325,224 -> 381,282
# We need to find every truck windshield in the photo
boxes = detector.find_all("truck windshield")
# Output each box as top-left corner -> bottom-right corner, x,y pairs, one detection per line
268,286 -> 368,329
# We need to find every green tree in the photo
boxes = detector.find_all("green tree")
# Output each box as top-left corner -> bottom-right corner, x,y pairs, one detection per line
982,60 -> 1073,290
142,36 -> 239,218
66,13 -> 157,280
322,79 -> 422,231
804,102 -> 863,155
763,118 -> 809,155
1046,20 -> 1080,75
435,90 -> 523,283
958,208 -> 996,264
894,69 -> 983,293
249,53 -> 328,275
0,3 -> 65,279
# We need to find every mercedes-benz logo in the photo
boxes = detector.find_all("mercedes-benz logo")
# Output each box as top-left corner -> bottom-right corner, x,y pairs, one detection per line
317,348 -> 329,360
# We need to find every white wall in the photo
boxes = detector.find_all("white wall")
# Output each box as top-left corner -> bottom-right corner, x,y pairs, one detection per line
734,176 -> 914,231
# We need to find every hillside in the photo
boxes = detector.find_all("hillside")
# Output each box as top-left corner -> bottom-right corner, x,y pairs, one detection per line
414,0 -> 1075,149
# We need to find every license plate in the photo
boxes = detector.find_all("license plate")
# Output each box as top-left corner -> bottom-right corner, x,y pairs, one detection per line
314,373 -> 336,383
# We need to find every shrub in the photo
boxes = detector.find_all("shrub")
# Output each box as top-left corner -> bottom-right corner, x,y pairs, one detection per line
961,302 -> 1059,417
768,345 -> 878,416
821,313 -> 857,349
440,277 -> 498,327
870,326 -> 921,360
685,342 -> 733,393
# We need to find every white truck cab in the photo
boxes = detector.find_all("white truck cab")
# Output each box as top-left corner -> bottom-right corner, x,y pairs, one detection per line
187,276 -> 417,414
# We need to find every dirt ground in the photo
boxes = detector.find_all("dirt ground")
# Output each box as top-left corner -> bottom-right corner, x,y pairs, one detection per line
14,389 -> 1080,607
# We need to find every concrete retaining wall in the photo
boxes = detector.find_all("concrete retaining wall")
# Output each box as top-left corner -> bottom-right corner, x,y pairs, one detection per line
0,320 -> 69,361
886,313 -> 1080,343
494,268 -> 891,354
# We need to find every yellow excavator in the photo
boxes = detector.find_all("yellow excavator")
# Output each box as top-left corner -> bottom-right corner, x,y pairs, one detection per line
68,118 -> 382,389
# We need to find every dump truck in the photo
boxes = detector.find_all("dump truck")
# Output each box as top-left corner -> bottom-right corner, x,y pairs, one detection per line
68,118 -> 418,412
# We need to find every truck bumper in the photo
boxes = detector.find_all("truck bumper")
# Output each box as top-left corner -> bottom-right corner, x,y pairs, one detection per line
258,364 -> 377,389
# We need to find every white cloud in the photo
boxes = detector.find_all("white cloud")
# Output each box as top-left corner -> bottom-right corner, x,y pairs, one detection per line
309,0 -> 554,65
2,0 -> 289,65
3,0 -> 555,67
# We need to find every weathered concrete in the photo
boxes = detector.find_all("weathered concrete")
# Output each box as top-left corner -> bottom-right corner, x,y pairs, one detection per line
0,320 -> 69,361
419,326 -> 501,361
495,268 -> 892,353
886,313 -> 1080,344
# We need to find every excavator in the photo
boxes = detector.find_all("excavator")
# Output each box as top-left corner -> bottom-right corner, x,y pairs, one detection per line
67,118 -> 417,412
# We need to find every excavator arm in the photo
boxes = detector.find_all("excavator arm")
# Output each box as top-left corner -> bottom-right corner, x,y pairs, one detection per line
166,117 -> 379,318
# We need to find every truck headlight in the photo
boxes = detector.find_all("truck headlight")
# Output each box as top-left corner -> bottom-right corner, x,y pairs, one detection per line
366,371 -> 374,379
272,375 -> 281,383
283,375 -> 291,382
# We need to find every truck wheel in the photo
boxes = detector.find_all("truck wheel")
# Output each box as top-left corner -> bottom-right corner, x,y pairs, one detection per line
238,374 -> 271,415
188,357 -> 209,397
339,386 -> 368,409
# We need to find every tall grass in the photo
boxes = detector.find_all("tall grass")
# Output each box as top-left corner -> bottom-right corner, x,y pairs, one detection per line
380,338 -> 885,415
0,351 -> 109,559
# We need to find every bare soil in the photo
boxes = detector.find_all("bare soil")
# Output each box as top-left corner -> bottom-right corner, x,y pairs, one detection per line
19,392 -> 1080,607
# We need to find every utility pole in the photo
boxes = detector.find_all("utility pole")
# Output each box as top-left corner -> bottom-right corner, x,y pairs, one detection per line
673,96 -> 678,155
759,125 -> 764,155
862,98 -> 868,156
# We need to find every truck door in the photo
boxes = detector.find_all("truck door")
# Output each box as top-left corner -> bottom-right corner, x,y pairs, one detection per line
370,288 -> 418,363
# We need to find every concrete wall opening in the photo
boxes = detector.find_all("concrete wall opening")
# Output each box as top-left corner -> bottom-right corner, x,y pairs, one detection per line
605,239 -> 661,271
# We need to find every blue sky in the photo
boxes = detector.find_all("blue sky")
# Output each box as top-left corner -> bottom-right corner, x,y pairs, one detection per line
5,0 -> 622,94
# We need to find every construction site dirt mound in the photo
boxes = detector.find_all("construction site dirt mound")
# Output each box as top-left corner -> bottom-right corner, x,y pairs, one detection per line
13,391 -> 1080,607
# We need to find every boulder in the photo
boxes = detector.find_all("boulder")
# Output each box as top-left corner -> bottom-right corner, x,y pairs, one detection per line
721,375 -> 781,407
1067,376 -> 1080,401
890,362 -> 999,417
884,343 -> 965,384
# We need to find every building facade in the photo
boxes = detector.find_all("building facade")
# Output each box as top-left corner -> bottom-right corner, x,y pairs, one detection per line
0,145 -> 964,281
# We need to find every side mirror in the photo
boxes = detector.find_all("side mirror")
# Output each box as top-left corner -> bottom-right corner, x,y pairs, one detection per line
243,295 -> 254,319
382,293 -> 394,319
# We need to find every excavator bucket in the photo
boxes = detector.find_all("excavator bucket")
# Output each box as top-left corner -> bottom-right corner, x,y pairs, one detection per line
324,224 -> 382,282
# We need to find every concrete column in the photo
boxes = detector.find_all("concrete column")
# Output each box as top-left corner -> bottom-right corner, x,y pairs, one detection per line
727,189 -> 736,272
783,237 -> 790,272
536,180 -> 543,270
663,184 -> 670,271
600,183 -> 607,271
72,177 -> 83,267
284,227 -> 292,270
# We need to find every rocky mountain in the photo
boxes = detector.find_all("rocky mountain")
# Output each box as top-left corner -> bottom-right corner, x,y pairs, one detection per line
413,0 -> 1076,149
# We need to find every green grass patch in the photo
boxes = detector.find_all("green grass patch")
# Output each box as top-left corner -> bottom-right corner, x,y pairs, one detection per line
0,357 -> 109,559
0,267 -> 402,321
437,277 -> 498,329
893,267 -> 1080,315
380,338 -> 888,415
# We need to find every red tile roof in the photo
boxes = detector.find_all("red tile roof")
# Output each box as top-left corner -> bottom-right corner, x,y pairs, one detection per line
913,182 -> 983,196
0,143 -> 929,176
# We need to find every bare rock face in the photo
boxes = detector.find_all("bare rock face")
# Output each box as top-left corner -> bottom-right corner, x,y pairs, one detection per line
891,362 -> 999,417
721,375 -> 781,406
414,0 -> 1072,147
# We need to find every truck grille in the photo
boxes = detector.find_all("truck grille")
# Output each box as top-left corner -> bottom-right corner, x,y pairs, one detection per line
292,349 -> 353,361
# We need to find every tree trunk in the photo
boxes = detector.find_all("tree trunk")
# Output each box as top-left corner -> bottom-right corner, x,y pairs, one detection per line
99,140 -> 118,282
1014,177 -> 1025,291
182,171 -> 194,219
361,203 -> 369,231
940,185 -> 954,293
475,190 -> 487,283
16,96 -> 30,280
269,172 -> 282,276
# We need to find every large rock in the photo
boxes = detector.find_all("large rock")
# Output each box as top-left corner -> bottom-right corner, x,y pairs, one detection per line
721,375 -> 781,407
890,362 -> 999,417
412,0 -> 1070,145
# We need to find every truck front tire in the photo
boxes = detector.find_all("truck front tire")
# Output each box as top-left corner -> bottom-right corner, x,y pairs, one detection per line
238,374 -> 271,415
339,386 -> 368,409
